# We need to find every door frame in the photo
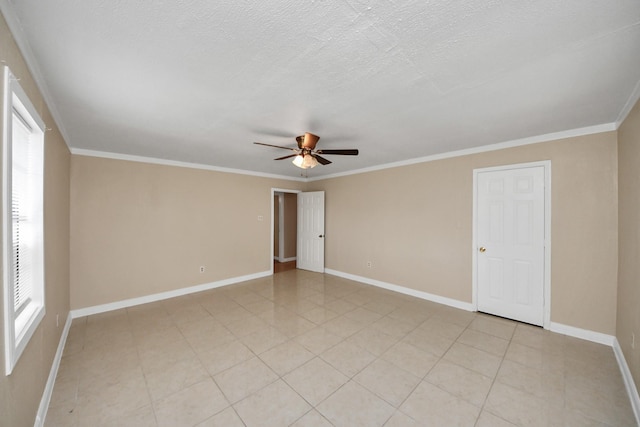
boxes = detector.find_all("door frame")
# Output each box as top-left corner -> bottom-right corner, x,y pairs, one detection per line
472,161 -> 552,329
270,188 -> 301,274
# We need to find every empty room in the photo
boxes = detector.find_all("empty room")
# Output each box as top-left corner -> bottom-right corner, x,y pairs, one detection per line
0,1 -> 639,426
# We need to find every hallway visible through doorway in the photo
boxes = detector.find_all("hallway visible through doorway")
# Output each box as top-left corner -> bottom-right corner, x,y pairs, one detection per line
274,260 -> 296,273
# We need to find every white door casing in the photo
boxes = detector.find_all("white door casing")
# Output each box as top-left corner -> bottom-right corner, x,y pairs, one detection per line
277,192 -> 285,261
297,191 -> 325,273
270,188 -> 300,273
474,163 -> 550,327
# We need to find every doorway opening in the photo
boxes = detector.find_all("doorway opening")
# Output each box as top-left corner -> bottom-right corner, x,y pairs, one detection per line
271,188 -> 300,274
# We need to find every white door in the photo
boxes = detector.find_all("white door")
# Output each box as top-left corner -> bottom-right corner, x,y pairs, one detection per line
476,165 -> 545,326
297,191 -> 325,272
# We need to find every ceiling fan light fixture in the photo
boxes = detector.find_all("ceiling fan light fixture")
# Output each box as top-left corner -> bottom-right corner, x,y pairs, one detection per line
303,154 -> 318,169
292,155 -> 304,168
292,154 -> 318,169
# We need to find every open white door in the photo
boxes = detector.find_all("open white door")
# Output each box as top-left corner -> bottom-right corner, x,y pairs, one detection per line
297,191 -> 325,272
476,164 -> 547,326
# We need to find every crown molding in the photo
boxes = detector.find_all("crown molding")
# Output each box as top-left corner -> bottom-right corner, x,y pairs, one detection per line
72,121 -> 617,183
307,123 -> 617,182
70,148 -> 307,182
616,79 -> 640,128
0,0 -> 72,148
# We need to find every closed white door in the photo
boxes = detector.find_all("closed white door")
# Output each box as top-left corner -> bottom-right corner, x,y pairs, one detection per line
297,191 -> 325,272
476,165 -> 545,326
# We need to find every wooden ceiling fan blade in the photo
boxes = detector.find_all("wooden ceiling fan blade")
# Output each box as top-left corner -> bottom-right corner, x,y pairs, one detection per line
254,142 -> 296,150
313,154 -> 332,165
316,149 -> 359,155
274,154 -> 298,160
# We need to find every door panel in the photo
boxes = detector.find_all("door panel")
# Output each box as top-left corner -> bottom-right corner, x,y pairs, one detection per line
297,191 -> 325,272
477,166 -> 545,326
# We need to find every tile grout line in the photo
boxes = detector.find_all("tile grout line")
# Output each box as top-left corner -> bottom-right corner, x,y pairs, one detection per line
473,320 -> 516,427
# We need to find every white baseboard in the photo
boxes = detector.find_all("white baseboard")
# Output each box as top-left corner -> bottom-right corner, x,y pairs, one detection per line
613,338 -> 640,425
324,269 -> 620,344
324,268 -> 474,312
70,270 -> 271,318
35,312 -> 72,427
548,322 -> 615,346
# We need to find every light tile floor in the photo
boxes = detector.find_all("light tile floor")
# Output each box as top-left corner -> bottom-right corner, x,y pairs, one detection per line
46,270 -> 636,426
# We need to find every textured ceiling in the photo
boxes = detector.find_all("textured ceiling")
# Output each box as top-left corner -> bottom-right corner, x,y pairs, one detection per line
2,0 -> 640,179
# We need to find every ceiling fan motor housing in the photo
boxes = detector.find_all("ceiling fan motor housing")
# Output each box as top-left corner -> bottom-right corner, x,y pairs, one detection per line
297,132 -> 320,150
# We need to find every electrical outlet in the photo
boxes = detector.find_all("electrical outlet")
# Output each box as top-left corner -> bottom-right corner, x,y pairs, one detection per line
199,266 -> 205,273
366,261 -> 372,268
257,215 -> 264,221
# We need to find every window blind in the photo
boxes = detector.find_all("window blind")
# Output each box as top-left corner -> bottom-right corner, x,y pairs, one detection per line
11,109 -> 37,315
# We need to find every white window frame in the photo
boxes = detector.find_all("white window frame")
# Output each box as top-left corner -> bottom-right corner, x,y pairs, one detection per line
2,66 -> 46,375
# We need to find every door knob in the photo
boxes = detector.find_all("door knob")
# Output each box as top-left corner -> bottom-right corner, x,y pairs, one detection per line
479,247 -> 486,253
319,235 -> 324,238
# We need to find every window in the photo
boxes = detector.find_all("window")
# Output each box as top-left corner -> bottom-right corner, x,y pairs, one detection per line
3,66 -> 45,375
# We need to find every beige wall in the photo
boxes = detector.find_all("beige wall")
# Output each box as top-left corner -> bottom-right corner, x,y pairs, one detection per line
310,132 -> 619,335
0,12 -> 71,427
283,193 -> 297,259
618,97 -> 640,392
70,156 -> 303,309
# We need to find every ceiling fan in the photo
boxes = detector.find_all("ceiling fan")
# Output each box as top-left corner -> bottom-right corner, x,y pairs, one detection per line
254,132 -> 358,169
